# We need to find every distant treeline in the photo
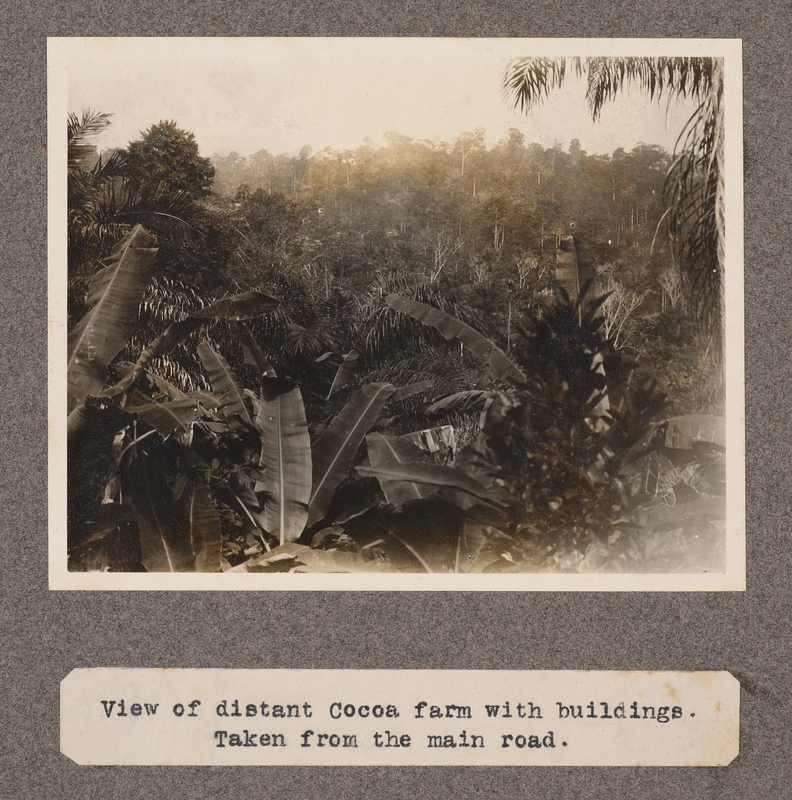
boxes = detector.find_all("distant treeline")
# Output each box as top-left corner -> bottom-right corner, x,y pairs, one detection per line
212,130 -> 672,269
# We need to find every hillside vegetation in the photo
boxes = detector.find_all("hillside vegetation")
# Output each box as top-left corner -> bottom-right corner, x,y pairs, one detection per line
66,114 -> 725,574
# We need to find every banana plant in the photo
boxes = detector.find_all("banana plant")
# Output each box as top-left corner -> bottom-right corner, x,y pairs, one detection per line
207,360 -> 399,548
384,293 -> 528,386
67,226 -> 415,571
66,227 -> 278,571
351,289 -> 668,571
67,225 -> 159,414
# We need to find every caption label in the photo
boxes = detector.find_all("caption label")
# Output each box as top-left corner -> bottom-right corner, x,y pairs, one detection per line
61,669 -> 739,766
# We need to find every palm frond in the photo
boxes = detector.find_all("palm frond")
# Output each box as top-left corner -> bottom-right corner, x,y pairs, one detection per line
89,148 -> 129,183
361,349 -> 471,397
584,57 -> 713,120
68,110 -> 113,173
663,58 -> 724,343
69,179 -> 215,273
502,57 -> 569,113
67,110 -> 113,146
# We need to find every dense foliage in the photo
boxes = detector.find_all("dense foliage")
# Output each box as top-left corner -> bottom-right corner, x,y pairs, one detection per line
215,131 -> 671,281
65,107 -> 726,575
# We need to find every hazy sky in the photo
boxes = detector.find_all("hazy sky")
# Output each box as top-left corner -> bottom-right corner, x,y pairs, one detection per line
64,38 -> 698,160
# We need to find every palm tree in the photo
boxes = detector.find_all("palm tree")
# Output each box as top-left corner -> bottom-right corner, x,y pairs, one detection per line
68,111 -> 130,270
67,111 -> 216,277
503,57 -> 724,347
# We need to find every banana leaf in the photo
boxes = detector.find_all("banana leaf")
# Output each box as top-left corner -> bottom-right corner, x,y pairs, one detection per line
67,503 -> 143,572
357,459 -> 501,510
123,453 -> 195,572
67,403 -> 93,442
180,483 -> 222,572
67,402 -> 123,488
255,377 -> 312,544
457,520 -> 520,574
662,414 -> 726,449
385,294 -> 527,386
109,318 -> 202,392
196,341 -> 252,426
365,432 -> 437,508
307,382 -> 396,527
188,390 -> 223,410
408,425 -> 456,458
243,388 -> 262,420
67,225 -> 158,412
111,361 -> 192,403
327,350 -> 359,397
101,294 -> 280,397
229,320 -> 277,377
225,484 -> 269,534
125,392 -> 201,439
452,432 -> 501,493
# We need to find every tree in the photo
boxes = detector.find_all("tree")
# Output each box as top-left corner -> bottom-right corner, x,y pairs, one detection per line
125,120 -> 215,197
67,112 -> 233,293
67,111 -> 131,272
67,112 -> 212,275
452,129 -> 485,179
503,56 -> 724,346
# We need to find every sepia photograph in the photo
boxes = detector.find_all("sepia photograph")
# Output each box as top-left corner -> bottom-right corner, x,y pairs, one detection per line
49,37 -> 744,590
